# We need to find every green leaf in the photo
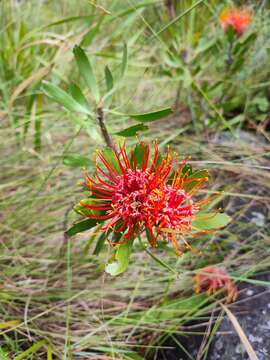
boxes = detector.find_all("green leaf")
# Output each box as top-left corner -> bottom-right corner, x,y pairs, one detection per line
231,56 -> 245,73
63,154 -> 91,168
252,97 -> 269,112
183,169 -> 209,192
105,65 -> 114,92
192,213 -> 232,231
234,33 -> 257,54
121,42 -> 128,77
73,45 -> 100,102
69,83 -> 90,110
80,17 -> 104,47
66,218 -> 101,237
75,198 -> 106,217
133,142 -> 148,168
115,123 -> 148,137
14,340 -> 47,360
93,231 -> 109,255
102,147 -> 122,174
226,25 -> 235,43
42,81 -> 91,114
182,164 -> 192,176
128,107 -> 173,122
43,15 -> 93,29
105,239 -> 133,276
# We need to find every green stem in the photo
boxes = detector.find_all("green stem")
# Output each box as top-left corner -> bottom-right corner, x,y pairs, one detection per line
138,236 -> 179,277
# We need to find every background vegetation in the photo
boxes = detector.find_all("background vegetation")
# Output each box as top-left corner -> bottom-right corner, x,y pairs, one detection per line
0,0 -> 269,359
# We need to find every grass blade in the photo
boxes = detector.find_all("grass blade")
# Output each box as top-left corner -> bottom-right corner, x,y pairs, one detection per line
220,304 -> 259,360
14,340 -> 46,360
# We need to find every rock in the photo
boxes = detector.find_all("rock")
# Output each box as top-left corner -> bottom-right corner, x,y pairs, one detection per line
209,274 -> 270,360
250,211 -> 265,227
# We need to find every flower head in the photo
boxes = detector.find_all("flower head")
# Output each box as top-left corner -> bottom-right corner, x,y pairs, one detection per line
194,266 -> 238,302
81,142 -> 209,255
219,8 -> 252,35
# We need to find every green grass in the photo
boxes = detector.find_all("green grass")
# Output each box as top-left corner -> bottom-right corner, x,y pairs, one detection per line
0,0 -> 269,359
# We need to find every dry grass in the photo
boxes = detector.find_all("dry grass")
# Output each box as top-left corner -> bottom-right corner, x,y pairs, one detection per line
0,0 -> 269,359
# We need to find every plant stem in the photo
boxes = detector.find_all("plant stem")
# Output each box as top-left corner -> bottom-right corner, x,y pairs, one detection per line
97,107 -> 113,148
164,0 -> 176,19
226,40 -> 234,68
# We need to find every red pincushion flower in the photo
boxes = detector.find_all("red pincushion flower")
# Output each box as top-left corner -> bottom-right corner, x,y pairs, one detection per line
219,8 -> 252,35
194,266 -> 238,303
81,142 -> 208,255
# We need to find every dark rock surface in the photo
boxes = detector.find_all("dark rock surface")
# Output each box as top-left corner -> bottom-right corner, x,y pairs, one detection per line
209,274 -> 270,360
152,275 -> 270,359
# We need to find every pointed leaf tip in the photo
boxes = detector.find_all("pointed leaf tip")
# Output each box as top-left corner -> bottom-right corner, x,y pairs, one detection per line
192,213 -> 232,231
73,45 -> 100,102
105,240 -> 133,276
128,107 -> 173,122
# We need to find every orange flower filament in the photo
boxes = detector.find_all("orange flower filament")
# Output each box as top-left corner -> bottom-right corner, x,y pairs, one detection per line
81,142 -> 209,255
219,8 -> 252,35
194,266 -> 238,302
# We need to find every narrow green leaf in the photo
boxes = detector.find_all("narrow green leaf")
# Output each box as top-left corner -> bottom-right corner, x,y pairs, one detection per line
47,344 -> 53,360
0,348 -> 9,360
34,94 -> 43,153
73,45 -> 100,102
105,239 -> 133,276
34,114 -> 42,152
234,33 -> 257,54
128,107 -> 173,122
14,340 -> 46,360
133,142 -> 148,168
69,83 -> 90,110
192,213 -> 232,231
105,65 -> 114,92
80,17 -> 104,47
102,147 -> 122,174
43,16 -> 93,29
63,154 -> 91,168
74,199 -> 103,217
42,81 -> 90,114
0,320 -> 20,329
66,219 -> 101,237
123,353 -> 145,360
113,1 -> 158,19
226,25 -> 235,43
93,231 -> 109,255
182,164 -> 192,176
23,88 -> 37,136
121,42 -> 128,77
115,123 -> 148,137
153,0 -> 205,37
183,169 -> 209,192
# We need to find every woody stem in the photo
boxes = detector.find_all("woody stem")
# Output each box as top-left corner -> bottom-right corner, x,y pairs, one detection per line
97,106 -> 113,148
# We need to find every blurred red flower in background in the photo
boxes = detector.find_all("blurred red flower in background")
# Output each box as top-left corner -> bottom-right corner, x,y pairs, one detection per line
194,266 -> 238,302
219,8 -> 252,35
